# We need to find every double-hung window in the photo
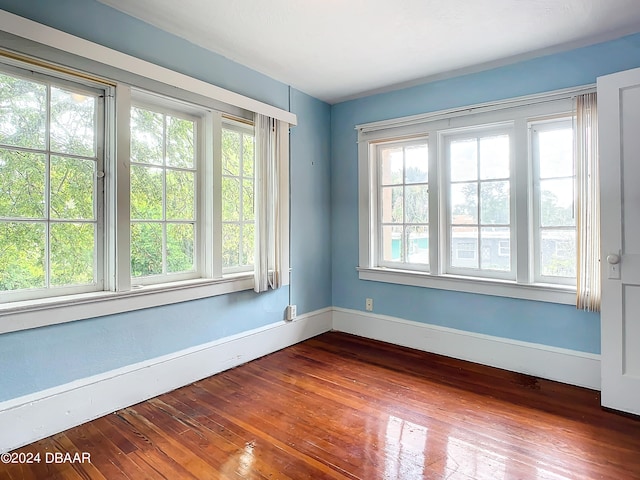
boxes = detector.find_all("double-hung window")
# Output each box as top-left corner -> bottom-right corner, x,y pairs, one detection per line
445,127 -> 513,278
377,138 -> 429,269
0,43 -> 291,332
221,120 -> 255,273
0,64 -> 105,302
358,89 -> 587,304
130,102 -> 199,284
531,118 -> 576,284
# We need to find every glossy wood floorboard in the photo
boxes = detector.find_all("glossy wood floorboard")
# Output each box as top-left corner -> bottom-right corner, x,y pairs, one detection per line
3,332 -> 640,479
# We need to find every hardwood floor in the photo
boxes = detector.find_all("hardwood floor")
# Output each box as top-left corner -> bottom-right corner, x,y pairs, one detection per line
2,331 -> 639,479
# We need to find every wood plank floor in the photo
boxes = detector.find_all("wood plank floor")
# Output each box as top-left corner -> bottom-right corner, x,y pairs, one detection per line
2,332 -> 639,479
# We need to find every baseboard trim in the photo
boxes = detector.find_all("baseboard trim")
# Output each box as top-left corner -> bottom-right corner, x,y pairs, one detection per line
332,307 -> 600,391
0,308 -> 332,453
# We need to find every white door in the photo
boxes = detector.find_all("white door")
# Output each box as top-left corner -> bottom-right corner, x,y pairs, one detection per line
598,67 -> 640,415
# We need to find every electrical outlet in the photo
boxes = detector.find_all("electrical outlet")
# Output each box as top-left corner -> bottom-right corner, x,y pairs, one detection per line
286,304 -> 297,320
365,298 -> 373,311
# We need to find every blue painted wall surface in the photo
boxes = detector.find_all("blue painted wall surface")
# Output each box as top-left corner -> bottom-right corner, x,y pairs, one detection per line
0,1 -> 332,401
331,33 -> 640,355
290,89 -> 332,313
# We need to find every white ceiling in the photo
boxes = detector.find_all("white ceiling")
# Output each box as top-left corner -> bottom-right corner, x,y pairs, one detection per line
97,0 -> 640,104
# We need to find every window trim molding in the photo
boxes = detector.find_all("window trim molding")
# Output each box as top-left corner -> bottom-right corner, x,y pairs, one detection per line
357,86 -> 595,305
0,15 -> 293,332
0,9 -> 297,125
357,267 -> 576,305
0,274 -> 254,334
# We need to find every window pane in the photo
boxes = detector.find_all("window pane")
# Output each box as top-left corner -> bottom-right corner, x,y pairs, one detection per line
540,229 -> 576,277
243,134 -> 254,177
381,186 -> 403,223
450,138 -> 477,182
407,226 -> 428,265
242,180 -> 254,221
450,183 -> 477,224
540,178 -> 574,227
166,169 -> 195,220
242,223 -> 255,266
0,73 -> 46,149
405,144 -> 428,184
539,128 -> 573,179
0,149 -> 45,218
451,226 -> 478,269
222,223 -> 240,268
130,107 -> 163,165
130,165 -> 163,220
50,87 -> 96,157
50,223 -> 95,286
0,222 -> 45,290
480,227 -> 510,271
222,129 -> 240,176
480,181 -> 509,225
380,146 -> 403,185
480,135 -> 509,180
222,176 -> 240,222
405,185 -> 428,223
130,222 -> 163,277
166,116 -> 194,168
381,225 -> 402,262
50,156 -> 95,220
166,223 -> 194,273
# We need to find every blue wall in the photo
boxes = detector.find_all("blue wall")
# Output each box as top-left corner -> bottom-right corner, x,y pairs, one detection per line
0,1 -> 332,401
3,0 -> 640,403
331,33 -> 640,355
331,31 -> 640,353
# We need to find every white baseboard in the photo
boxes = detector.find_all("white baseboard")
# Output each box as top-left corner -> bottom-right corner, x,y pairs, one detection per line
332,307 -> 600,391
1,306 -> 600,453
0,308 -> 332,453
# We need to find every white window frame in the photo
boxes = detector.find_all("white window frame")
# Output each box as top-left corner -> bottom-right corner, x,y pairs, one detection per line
357,86 -> 594,305
221,118 -> 255,274
441,124 -> 515,281
0,60 -> 109,303
530,117 -> 577,286
0,12 -> 294,334
374,136 -> 430,272
128,97 -> 203,286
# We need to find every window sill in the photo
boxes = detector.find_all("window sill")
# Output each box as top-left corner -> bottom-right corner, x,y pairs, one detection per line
357,267 -> 576,305
0,274 -> 254,334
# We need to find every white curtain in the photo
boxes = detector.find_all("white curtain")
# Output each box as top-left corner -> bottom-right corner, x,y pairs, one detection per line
575,93 -> 600,311
254,114 -> 284,292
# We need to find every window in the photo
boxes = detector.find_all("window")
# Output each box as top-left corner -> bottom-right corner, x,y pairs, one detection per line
531,119 -> 576,284
0,43 -> 292,331
0,66 -> 105,302
130,104 -> 199,284
445,128 -> 512,278
222,121 -> 255,273
376,138 -> 429,269
357,89 -> 590,304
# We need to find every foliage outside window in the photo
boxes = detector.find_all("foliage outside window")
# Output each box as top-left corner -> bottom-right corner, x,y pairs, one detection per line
531,119 -> 576,284
0,59 -> 267,309
445,129 -> 513,278
222,123 -> 255,273
130,105 -> 198,283
377,138 -> 429,269
0,68 -> 103,301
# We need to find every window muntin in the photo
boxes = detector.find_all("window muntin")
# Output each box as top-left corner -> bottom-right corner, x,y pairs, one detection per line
130,104 -> 199,284
531,118 -> 576,284
221,121 -> 255,273
0,67 -> 104,302
376,138 -> 429,269
358,94 -> 582,301
445,128 -> 513,278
